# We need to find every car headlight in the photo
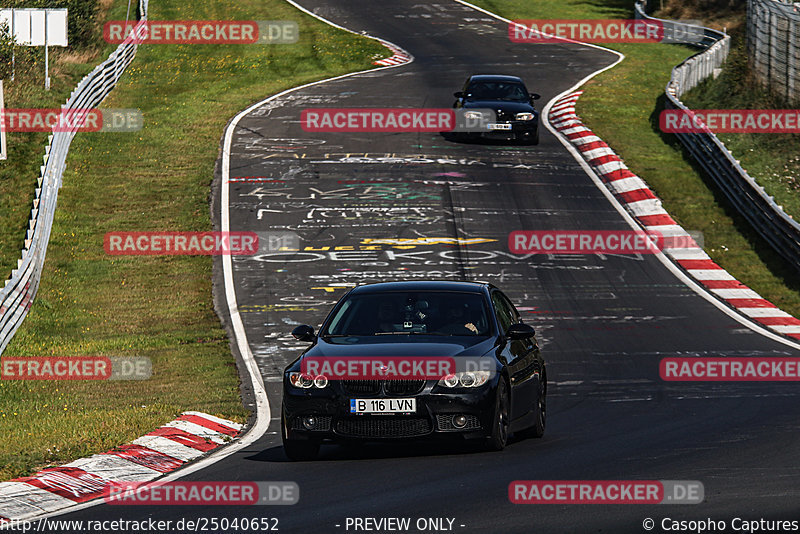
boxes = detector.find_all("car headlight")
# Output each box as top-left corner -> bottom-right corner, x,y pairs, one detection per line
464,110 -> 486,120
437,371 -> 491,388
289,372 -> 328,389
515,112 -> 535,121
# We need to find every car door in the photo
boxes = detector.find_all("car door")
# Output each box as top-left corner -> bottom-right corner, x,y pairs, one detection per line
492,290 -> 532,420
491,290 -> 535,420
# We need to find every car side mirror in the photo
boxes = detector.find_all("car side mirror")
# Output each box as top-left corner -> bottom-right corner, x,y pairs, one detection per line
453,91 -> 464,98
291,325 -> 315,342
507,323 -> 536,340
529,93 -> 541,100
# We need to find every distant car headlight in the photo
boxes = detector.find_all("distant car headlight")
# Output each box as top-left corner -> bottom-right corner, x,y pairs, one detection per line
464,110 -> 486,120
515,112 -> 536,121
289,372 -> 328,389
438,371 -> 491,388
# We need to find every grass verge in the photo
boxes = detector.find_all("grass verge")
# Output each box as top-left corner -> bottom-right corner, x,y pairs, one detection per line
0,1 -> 118,284
681,27 -> 800,223
0,0 -> 387,481
471,0 -> 800,317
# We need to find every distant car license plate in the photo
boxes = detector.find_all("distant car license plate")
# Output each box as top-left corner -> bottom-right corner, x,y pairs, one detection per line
350,398 -> 416,414
487,123 -> 512,130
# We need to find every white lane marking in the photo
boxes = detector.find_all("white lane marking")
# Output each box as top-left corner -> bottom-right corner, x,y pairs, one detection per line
739,307 -> 791,318
580,147 -> 617,160
594,160 -> 628,175
130,436 -> 204,462
625,199 -> 667,217
0,482 -> 75,520
571,134 -> 603,146
711,288 -> 762,299
772,325 -> 800,334
560,126 -> 591,136
63,455 -> 161,482
606,177 -> 648,194
182,411 -> 243,430
686,269 -> 736,281
164,420 -> 228,444
667,248 -> 711,260
646,224 -> 689,235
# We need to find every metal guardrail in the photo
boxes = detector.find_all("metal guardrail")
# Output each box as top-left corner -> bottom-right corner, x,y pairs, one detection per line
0,0 -> 149,355
747,0 -> 800,104
635,0 -> 800,275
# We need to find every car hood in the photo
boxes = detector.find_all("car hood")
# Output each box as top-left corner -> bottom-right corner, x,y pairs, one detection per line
294,336 -> 496,364
462,100 -> 536,113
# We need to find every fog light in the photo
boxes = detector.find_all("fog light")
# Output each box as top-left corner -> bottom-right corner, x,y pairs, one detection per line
452,415 -> 467,428
302,416 -> 317,430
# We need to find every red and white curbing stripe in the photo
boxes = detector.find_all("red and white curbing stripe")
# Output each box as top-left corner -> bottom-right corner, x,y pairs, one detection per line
373,41 -> 412,66
0,412 -> 241,521
549,91 -> 800,341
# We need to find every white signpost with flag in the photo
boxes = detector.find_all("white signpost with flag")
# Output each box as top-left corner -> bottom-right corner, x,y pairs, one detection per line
0,8 -> 68,89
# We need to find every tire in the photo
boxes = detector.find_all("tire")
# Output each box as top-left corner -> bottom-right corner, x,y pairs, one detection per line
485,378 -> 510,451
282,414 -> 320,461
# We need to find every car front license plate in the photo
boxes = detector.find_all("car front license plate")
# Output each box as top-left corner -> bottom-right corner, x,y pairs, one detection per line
350,398 -> 416,414
487,123 -> 512,130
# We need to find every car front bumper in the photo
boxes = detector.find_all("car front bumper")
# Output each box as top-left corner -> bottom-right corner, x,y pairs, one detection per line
282,380 -> 497,442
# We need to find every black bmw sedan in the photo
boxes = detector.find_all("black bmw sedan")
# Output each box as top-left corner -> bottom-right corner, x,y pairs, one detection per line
452,74 -> 541,144
281,281 -> 546,460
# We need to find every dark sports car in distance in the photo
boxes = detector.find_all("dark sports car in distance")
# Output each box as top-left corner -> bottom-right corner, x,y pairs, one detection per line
281,281 -> 546,460
452,74 -> 541,144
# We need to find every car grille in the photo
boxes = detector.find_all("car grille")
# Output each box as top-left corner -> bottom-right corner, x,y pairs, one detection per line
341,380 -> 425,396
435,414 -> 482,431
383,380 -> 425,396
342,380 -> 381,395
334,417 -> 432,438
494,109 -> 515,122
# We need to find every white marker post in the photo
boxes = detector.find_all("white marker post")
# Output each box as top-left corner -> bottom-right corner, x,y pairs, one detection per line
0,80 -> 6,160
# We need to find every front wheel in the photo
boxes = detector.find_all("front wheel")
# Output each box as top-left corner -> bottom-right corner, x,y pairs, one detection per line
282,414 -> 320,461
485,378 -> 510,451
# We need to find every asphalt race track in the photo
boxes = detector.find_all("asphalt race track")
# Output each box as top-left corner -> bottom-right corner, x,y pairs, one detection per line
49,1 -> 800,532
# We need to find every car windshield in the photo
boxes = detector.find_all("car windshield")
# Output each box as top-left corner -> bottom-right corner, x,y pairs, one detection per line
324,291 -> 492,337
466,81 -> 528,102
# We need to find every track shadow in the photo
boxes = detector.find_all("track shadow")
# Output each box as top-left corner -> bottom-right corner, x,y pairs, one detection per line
246,435 -> 533,463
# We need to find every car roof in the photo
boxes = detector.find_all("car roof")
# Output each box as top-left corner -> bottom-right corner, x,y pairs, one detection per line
467,74 -> 525,84
349,280 -> 490,295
